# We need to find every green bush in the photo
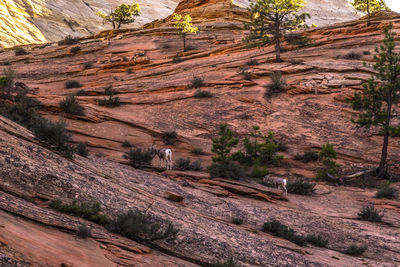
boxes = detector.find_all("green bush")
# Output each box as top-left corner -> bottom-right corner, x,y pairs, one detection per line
194,89 -> 213,98
294,150 -> 319,163
287,179 -> 316,195
98,96 -> 121,107
123,148 -> 155,169
363,50 -> 371,55
70,46 -> 81,53
305,234 -> 329,248
241,70 -> 252,80
232,217 -> 243,225
211,258 -> 241,267
14,47 -> 29,56
358,202 -> 384,222
76,142 -> 89,157
104,85 -> 117,96
84,62 -> 93,69
251,160 -> 268,178
316,143 -> 340,182
106,209 -> 179,242
0,93 -> 40,129
122,140 -> 132,147
172,56 -> 183,63
50,199 -> 107,225
345,244 -> 367,256
208,161 -> 245,180
162,131 -> 178,145
262,220 -> 306,246
0,67 -> 15,98
77,224 -> 91,238
264,71 -> 285,97
285,33 -> 314,48
375,182 -> 398,199
190,76 -> 204,89
59,95 -> 85,115
247,58 -> 259,66
65,80 -> 82,89
32,117 -> 71,150
74,90 -> 88,96
191,148 -> 205,155
342,51 -> 362,60
174,158 -> 203,171
58,35 -> 79,46
320,143 -> 336,159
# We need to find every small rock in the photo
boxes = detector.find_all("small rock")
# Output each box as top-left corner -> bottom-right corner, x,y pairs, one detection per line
164,192 -> 184,203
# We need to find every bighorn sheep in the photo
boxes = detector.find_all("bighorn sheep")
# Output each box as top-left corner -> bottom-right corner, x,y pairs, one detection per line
151,145 -> 173,170
264,175 -> 287,196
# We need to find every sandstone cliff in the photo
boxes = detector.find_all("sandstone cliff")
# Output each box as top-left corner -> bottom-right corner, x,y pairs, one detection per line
1,0 -> 361,48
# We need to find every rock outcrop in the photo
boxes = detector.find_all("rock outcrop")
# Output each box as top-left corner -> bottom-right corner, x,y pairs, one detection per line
1,0 -> 361,48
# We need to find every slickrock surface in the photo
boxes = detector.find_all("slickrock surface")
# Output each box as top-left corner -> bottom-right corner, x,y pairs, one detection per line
1,0 -> 360,47
0,4 -> 399,267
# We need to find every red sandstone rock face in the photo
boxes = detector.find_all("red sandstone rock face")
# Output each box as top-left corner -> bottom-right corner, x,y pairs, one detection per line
0,9 -> 399,267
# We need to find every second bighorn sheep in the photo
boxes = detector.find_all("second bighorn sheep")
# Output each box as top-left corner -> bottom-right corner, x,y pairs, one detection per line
151,145 -> 173,170
264,175 -> 287,196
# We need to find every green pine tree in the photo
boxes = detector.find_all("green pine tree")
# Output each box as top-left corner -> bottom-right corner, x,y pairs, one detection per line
350,23 -> 400,176
244,0 -> 309,62
351,0 -> 389,26
211,124 -> 239,162
173,13 -> 199,52
97,2 -> 140,29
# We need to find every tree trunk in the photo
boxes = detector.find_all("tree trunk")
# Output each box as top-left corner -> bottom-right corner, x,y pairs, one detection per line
367,0 -> 371,26
274,14 -> 281,62
112,21 -> 116,29
117,21 -> 122,29
183,33 -> 186,52
378,95 -> 393,177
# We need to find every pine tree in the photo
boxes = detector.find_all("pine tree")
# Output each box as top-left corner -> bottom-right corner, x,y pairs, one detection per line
351,0 -> 389,26
173,13 -> 199,52
350,23 -> 400,176
244,0 -> 309,62
97,2 -> 140,29
211,124 -> 239,162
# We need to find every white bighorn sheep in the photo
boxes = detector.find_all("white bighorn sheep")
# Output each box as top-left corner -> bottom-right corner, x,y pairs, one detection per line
264,174 -> 287,196
151,145 -> 173,170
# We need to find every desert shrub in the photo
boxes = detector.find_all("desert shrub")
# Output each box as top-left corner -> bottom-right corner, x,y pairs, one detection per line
264,71 -> 286,98
76,142 -> 89,157
65,80 -> 82,89
247,58 -> 259,66
162,43 -> 171,49
126,68 -> 133,74
0,91 -> 40,129
185,44 -> 196,51
59,95 -> 84,116
32,117 -> 72,150
77,224 -> 91,238
122,140 -> 132,147
191,148 -> 204,155
106,209 -> 179,242
208,161 -> 245,180
50,199 -> 107,225
232,217 -> 244,225
287,179 -> 316,195
172,56 -> 183,63
285,33 -> 314,48
174,158 -> 203,171
0,67 -> 15,98
70,46 -> 81,53
98,96 -> 121,107
84,62 -> 93,69
104,85 -> 116,96
375,182 -> 398,199
345,244 -> 367,256
194,89 -> 213,98
211,258 -> 241,267
342,51 -> 362,60
306,234 -> 329,248
161,131 -> 178,145
363,50 -> 371,55
294,150 -> 319,163
14,47 -> 29,56
251,160 -> 268,178
124,148 -> 155,169
358,202 -> 384,222
289,59 -> 304,65
190,76 -> 204,89
74,90 -> 88,96
58,35 -> 79,46
262,220 -> 306,246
